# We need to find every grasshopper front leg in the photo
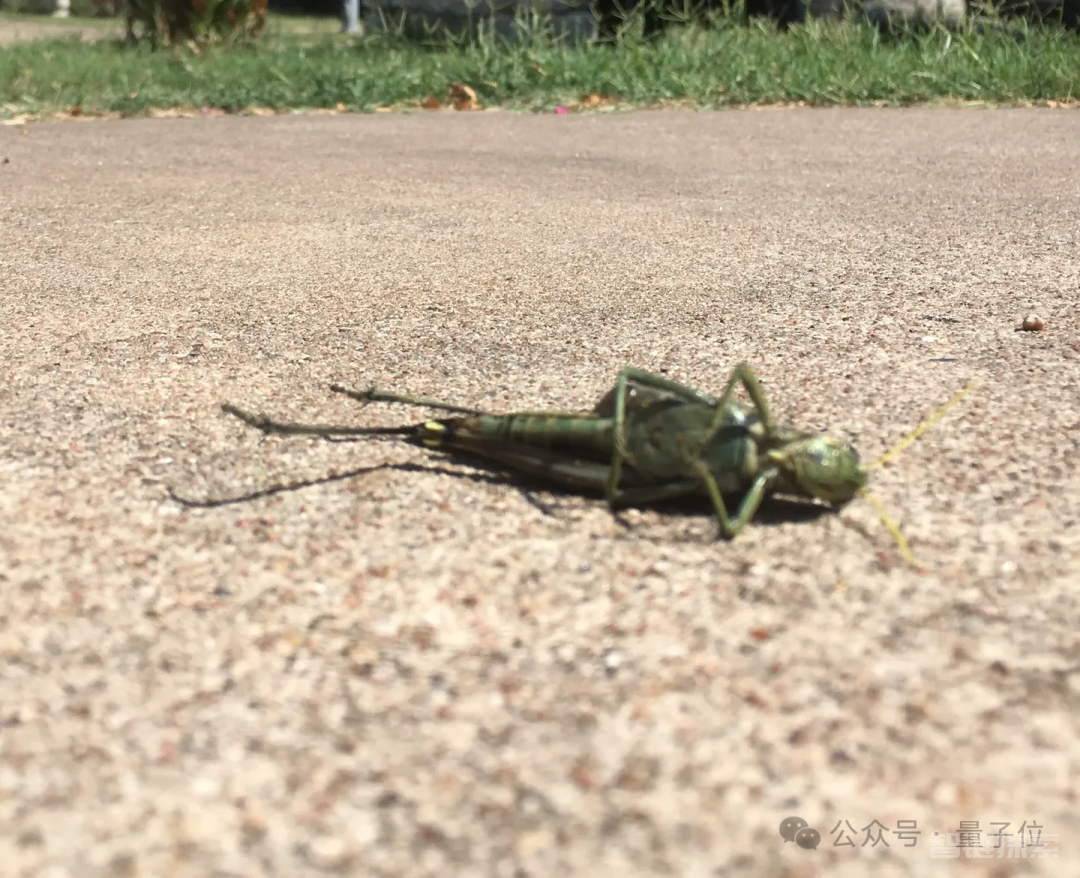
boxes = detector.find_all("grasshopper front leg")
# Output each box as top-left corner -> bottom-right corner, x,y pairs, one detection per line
692,461 -> 778,539
607,464 -> 779,539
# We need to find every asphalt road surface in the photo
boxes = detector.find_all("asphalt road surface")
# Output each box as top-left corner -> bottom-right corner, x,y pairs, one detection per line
0,18 -> 123,46
2,109 -> 1079,878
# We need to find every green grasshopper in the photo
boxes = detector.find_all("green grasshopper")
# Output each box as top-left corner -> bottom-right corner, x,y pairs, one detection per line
222,364 -> 869,542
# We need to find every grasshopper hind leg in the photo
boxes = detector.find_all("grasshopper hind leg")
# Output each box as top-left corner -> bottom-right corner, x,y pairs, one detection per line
607,363 -> 780,450
604,366 -> 725,518
604,363 -> 777,499
708,363 -> 777,436
331,384 -> 488,416
221,404 -> 414,439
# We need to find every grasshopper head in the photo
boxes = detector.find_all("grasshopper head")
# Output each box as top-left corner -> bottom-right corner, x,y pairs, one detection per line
768,435 -> 867,506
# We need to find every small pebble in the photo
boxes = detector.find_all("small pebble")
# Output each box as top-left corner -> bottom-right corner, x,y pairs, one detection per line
192,776 -> 222,799
309,835 -> 353,870
1020,314 -> 1046,332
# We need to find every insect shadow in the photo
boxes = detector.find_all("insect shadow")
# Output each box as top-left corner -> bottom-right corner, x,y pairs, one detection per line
636,493 -> 832,527
167,460 -> 532,509
168,444 -> 832,537
597,492 -> 832,546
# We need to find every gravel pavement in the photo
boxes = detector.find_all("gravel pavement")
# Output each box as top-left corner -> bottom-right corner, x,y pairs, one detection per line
2,109 -> 1079,877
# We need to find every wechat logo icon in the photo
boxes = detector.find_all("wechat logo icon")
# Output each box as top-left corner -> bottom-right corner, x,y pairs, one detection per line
780,816 -> 820,850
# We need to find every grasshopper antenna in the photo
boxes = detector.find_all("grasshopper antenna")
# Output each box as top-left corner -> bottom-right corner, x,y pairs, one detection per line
868,379 -> 977,470
852,379 -> 978,568
857,487 -> 919,567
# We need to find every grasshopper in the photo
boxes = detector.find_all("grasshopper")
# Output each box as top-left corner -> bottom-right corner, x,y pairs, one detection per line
222,364 -> 869,541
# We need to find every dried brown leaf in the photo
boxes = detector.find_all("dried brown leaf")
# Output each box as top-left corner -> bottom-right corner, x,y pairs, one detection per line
447,83 -> 481,111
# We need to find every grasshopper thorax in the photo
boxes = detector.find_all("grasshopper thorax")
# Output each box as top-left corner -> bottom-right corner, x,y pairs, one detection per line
766,435 -> 867,506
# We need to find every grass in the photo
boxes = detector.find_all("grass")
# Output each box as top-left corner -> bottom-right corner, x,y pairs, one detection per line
1,11 -> 1078,118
